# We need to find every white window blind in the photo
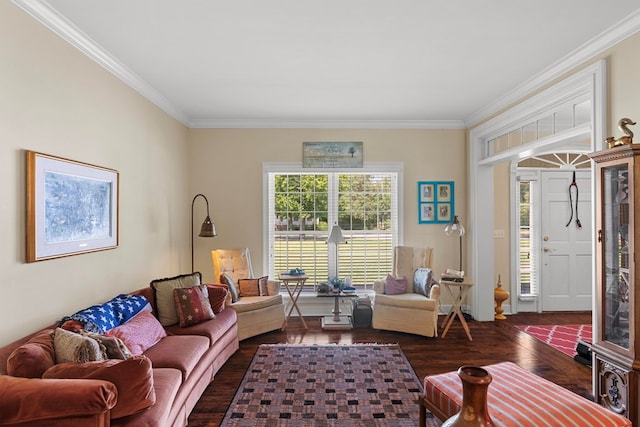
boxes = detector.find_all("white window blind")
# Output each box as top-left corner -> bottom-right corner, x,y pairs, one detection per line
265,164 -> 400,288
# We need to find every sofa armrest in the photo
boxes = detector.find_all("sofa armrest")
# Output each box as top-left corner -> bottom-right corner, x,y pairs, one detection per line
373,279 -> 386,295
0,375 -> 117,425
267,279 -> 281,296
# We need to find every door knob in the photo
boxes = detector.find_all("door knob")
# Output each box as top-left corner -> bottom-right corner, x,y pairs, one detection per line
543,236 -> 549,241
543,247 -> 550,252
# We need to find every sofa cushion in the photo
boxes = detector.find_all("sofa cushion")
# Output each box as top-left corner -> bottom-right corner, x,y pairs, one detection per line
238,277 -> 268,297
230,294 -> 283,313
6,329 -> 55,378
43,355 -> 155,419
150,272 -> 202,326
222,273 -> 240,303
206,284 -> 228,314
105,311 -> 166,356
173,284 -> 215,327
54,328 -> 105,364
143,335 -> 209,381
165,308 -> 238,345
385,274 -> 407,295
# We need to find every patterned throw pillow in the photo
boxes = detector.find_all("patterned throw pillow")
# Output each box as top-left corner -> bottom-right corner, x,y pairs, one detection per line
414,268 -> 433,297
173,285 -> 215,327
80,331 -> 132,360
385,274 -> 407,295
237,277 -> 268,297
206,284 -> 228,314
108,294 -> 149,325
105,311 -> 167,356
62,303 -> 118,334
150,272 -> 202,326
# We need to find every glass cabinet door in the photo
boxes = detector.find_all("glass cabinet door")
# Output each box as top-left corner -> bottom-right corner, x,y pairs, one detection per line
602,164 -> 630,349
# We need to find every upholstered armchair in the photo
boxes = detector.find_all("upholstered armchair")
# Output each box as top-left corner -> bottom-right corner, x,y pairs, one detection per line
372,246 -> 440,337
211,249 -> 285,340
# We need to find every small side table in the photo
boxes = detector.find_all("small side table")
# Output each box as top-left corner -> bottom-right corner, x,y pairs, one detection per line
279,273 -> 308,331
317,292 -> 358,330
439,280 -> 474,341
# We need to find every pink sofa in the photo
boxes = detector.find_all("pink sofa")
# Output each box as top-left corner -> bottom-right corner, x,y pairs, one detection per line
0,279 -> 239,427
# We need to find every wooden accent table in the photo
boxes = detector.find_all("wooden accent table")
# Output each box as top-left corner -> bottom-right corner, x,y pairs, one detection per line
439,280 -> 474,341
279,273 -> 308,331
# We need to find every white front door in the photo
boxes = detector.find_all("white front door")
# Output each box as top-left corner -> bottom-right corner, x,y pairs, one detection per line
540,170 -> 592,310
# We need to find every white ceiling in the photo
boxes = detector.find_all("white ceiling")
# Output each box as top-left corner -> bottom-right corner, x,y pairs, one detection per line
15,0 -> 640,128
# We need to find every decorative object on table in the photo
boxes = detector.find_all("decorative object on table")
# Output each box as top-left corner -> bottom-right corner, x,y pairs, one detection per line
316,281 -> 332,294
605,117 -> 636,148
326,222 -> 346,278
191,193 -> 217,272
494,274 -> 509,320
329,276 -> 345,293
444,215 -> 465,271
287,268 -> 305,276
441,268 -> 465,283
442,366 -> 494,427
302,141 -> 363,168
418,181 -> 454,224
26,151 -> 119,262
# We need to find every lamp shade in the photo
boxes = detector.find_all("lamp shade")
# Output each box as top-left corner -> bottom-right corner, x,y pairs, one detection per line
327,224 -> 346,244
199,216 -> 217,237
444,215 -> 465,237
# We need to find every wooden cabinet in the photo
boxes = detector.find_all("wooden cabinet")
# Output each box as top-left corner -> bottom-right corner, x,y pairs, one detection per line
590,145 -> 640,423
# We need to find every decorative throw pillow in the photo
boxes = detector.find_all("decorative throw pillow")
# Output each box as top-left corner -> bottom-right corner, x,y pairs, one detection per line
53,328 -> 106,364
173,284 -> 215,327
237,277 -> 268,297
6,329 -> 55,378
414,268 -> 433,297
105,310 -> 167,356
150,272 -> 202,326
222,273 -> 240,303
43,355 -> 156,419
206,284 -> 228,314
385,274 -> 407,295
80,331 -> 132,360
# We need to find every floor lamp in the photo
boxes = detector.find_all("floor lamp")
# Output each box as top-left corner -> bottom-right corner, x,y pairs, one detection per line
191,193 -> 217,273
444,215 -> 465,272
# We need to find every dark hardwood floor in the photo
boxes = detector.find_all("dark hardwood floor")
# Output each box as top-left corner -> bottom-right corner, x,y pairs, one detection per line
188,312 -> 592,426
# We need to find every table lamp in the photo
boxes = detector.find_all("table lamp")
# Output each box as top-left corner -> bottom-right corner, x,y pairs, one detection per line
326,223 -> 346,279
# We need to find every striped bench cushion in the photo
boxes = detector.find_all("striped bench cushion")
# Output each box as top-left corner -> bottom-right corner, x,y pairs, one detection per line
423,361 -> 631,426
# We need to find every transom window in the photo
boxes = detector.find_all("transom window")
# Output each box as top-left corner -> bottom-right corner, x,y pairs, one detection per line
265,164 -> 400,288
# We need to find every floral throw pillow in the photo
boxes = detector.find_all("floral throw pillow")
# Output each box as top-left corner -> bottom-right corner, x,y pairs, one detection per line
173,284 -> 215,327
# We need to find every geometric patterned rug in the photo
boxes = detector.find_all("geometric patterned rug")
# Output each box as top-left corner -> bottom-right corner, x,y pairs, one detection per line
220,344 -> 441,426
516,324 -> 592,358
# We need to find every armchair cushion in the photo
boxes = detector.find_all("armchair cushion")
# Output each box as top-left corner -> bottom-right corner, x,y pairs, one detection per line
385,274 -> 408,295
238,276 -> 268,297
222,273 -> 240,302
414,268 -> 434,296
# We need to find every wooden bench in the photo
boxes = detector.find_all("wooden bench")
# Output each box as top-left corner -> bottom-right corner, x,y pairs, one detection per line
420,361 -> 631,427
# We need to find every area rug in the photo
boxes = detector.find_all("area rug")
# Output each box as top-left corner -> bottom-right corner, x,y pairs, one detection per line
516,324 -> 592,357
220,344 -> 441,426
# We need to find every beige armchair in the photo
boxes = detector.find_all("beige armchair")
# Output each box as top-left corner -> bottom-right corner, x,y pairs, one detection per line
211,249 -> 285,341
372,246 -> 440,337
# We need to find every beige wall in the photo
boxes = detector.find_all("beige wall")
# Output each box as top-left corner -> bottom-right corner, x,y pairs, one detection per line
188,128 -> 467,284
0,3 -> 190,346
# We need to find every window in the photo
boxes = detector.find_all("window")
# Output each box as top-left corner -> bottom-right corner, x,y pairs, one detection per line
265,163 -> 400,288
517,179 -> 538,298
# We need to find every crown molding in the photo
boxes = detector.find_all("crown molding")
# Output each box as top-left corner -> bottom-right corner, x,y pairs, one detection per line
465,8 -> 640,127
12,0 -> 190,126
188,118 -> 466,129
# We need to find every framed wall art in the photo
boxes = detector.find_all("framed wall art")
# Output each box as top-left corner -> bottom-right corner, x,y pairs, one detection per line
303,141 -> 363,168
418,181 -> 454,224
26,151 -> 119,262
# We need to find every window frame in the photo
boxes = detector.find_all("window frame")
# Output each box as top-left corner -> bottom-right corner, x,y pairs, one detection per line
262,162 -> 403,286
